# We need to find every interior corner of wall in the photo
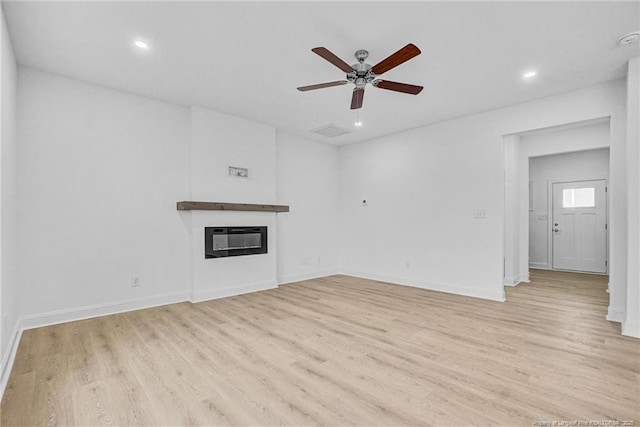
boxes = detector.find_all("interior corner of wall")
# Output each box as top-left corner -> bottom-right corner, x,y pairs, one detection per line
0,318 -> 23,401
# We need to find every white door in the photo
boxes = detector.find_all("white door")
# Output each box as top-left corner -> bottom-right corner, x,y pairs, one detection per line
552,180 -> 607,273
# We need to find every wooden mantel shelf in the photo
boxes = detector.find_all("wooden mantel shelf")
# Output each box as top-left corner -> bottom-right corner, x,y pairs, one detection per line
176,201 -> 289,213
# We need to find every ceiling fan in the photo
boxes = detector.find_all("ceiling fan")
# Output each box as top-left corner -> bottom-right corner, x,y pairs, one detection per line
297,43 -> 423,110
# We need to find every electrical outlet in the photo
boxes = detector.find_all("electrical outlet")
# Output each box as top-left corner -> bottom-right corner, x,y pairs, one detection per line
405,261 -> 411,269
131,275 -> 141,287
317,256 -> 322,264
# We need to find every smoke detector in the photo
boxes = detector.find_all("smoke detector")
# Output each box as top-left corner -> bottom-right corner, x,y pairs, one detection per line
618,31 -> 640,46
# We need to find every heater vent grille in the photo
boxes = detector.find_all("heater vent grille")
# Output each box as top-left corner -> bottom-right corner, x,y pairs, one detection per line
310,124 -> 353,138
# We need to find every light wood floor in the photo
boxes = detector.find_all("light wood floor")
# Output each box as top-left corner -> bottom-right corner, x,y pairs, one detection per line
2,270 -> 639,426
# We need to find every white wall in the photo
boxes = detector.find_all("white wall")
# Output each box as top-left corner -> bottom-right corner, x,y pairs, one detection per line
17,67 -> 191,319
15,68 -> 342,321
276,131 -> 339,284
0,6 -> 18,375
339,80 -> 627,303
503,135 -> 521,285
339,116 -> 505,301
528,147 -> 610,269
190,106 -> 276,203
185,106 -> 278,301
625,56 -> 640,338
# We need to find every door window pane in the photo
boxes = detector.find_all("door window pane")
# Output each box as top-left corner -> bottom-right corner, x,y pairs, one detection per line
563,187 -> 595,208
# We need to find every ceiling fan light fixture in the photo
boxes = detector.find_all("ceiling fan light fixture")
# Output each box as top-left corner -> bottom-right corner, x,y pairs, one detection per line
133,40 -> 150,50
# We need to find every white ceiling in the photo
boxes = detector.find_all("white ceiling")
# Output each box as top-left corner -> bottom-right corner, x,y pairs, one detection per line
3,1 -> 639,145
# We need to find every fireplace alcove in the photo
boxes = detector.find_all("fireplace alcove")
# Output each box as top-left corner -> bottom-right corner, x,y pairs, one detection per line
178,200 -> 289,301
177,201 -> 289,260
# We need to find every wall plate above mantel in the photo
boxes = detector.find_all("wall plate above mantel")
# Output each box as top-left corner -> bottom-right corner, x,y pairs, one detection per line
228,166 -> 249,178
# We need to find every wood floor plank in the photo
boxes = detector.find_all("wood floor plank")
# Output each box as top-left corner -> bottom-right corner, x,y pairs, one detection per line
1,371 -> 37,426
2,270 -> 639,426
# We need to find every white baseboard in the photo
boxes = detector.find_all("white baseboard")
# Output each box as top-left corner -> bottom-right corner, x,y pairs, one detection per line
278,269 -> 340,285
504,273 -> 530,286
342,269 -> 505,302
19,291 -> 190,331
606,307 -> 625,323
529,262 -> 549,269
503,276 -> 519,286
622,320 -> 640,338
190,280 -> 278,303
0,321 -> 24,400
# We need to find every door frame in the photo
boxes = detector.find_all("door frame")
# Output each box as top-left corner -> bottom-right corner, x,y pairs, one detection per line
547,177 -> 609,274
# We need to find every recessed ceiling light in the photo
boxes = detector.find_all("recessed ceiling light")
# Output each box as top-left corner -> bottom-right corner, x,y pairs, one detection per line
618,31 -> 640,46
134,40 -> 150,50
523,71 -> 537,79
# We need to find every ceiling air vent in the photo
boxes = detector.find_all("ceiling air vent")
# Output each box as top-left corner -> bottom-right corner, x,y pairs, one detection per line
310,124 -> 353,138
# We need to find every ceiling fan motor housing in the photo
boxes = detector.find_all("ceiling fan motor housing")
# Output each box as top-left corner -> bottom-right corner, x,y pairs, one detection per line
348,49 -> 377,89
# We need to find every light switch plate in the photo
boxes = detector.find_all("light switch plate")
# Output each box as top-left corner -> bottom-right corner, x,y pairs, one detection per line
473,208 -> 487,219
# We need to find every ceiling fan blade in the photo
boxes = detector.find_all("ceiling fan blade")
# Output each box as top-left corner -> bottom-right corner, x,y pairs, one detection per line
350,88 -> 365,110
371,43 -> 421,75
297,81 -> 348,92
374,80 -> 423,95
312,47 -> 355,73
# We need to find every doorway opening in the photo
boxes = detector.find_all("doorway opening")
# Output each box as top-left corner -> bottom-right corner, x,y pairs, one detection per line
503,118 -> 616,324
529,150 -> 610,275
503,117 -> 613,297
